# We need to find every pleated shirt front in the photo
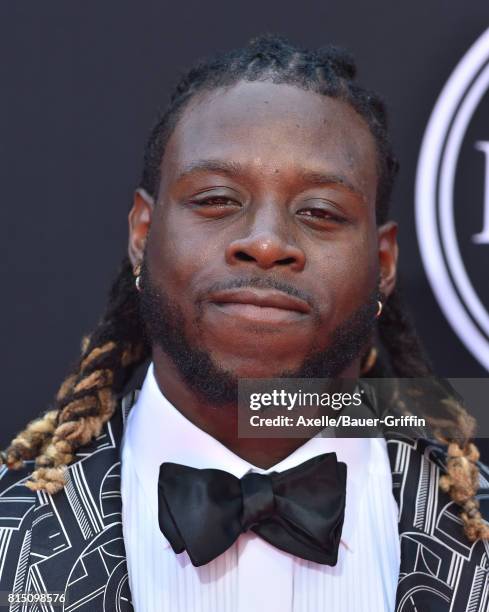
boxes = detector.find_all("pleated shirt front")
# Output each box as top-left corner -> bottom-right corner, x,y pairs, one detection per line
121,363 -> 400,612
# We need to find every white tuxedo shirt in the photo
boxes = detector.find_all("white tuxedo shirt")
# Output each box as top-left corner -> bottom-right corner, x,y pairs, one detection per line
121,363 -> 400,611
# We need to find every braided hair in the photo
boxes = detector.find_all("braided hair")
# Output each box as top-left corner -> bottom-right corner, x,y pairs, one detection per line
2,35 -> 487,540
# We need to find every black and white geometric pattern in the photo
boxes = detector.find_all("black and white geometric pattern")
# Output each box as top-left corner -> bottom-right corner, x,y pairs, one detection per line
388,436 -> 489,611
0,391 -> 488,611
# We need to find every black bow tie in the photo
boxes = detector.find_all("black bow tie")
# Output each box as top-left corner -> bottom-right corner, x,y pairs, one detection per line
157,452 -> 347,567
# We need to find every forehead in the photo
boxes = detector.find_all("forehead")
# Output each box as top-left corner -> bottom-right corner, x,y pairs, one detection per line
160,80 -> 378,202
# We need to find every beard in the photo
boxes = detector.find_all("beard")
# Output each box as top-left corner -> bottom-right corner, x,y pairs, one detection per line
139,258 -> 381,406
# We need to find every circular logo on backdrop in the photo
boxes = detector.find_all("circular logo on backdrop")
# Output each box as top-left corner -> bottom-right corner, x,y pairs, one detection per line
416,27 -> 489,371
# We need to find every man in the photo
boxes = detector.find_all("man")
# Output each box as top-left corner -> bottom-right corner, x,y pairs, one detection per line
0,35 -> 488,612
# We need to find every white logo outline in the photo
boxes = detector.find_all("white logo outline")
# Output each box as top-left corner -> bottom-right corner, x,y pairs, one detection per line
416,27 -> 489,371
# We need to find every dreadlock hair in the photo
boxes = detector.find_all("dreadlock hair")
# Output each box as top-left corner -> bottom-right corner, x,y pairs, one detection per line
2,34 -> 487,540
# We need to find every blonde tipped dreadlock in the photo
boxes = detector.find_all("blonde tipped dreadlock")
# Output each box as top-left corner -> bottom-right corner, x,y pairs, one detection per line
1,34 -> 487,542
363,288 -> 489,542
439,443 -> 489,540
1,258 -> 150,494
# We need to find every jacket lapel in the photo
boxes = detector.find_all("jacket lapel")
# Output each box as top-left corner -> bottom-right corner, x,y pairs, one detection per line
386,434 -> 489,611
28,392 -> 136,611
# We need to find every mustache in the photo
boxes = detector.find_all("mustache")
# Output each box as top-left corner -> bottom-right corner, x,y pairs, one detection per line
200,276 -> 315,309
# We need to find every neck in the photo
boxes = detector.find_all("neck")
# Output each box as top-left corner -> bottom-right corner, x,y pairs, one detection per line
151,345 -> 361,469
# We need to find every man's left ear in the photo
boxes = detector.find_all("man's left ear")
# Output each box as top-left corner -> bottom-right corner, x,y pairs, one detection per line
128,188 -> 155,267
377,220 -> 398,299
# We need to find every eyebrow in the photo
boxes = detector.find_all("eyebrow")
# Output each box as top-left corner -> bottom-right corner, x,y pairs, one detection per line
175,159 -> 365,200
175,160 -> 244,182
298,170 -> 364,200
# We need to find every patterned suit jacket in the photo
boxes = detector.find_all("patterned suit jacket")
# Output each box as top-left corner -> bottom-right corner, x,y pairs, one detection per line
0,389 -> 488,612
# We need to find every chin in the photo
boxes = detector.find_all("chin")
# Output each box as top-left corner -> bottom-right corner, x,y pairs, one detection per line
214,355 -> 305,379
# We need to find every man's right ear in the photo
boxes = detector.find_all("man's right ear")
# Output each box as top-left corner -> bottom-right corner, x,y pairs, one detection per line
128,188 -> 155,267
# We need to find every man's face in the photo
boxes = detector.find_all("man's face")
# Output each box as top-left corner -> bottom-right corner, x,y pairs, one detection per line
129,81 -> 398,398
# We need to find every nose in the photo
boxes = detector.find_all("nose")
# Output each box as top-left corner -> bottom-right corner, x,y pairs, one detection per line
225,214 -> 306,272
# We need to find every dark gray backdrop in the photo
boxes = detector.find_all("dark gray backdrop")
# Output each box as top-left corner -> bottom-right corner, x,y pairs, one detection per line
1,1 -> 488,456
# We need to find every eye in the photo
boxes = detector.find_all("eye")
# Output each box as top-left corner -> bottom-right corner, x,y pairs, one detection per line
186,195 -> 243,219
191,196 -> 241,208
190,196 -> 242,209
296,207 -> 346,225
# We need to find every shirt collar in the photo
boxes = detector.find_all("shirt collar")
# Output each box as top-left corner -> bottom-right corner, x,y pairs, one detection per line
123,362 -> 372,552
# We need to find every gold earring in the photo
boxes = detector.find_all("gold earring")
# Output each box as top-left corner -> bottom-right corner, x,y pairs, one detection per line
133,263 -> 142,292
376,300 -> 383,318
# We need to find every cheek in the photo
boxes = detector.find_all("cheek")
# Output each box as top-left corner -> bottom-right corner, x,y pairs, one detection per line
145,209 -> 217,296
310,232 -> 378,320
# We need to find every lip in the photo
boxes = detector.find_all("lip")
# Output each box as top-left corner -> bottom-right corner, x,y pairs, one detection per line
208,288 -> 311,314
